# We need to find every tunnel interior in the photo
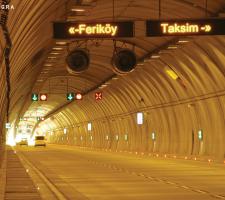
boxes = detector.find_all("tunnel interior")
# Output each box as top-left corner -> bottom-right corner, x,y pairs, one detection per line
0,0 -> 225,166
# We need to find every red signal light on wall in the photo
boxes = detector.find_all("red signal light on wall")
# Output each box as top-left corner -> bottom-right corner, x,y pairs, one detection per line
75,93 -> 83,100
40,94 -> 47,101
95,92 -> 102,100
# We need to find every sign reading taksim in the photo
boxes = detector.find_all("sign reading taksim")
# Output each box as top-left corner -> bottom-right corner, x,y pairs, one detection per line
53,21 -> 134,39
146,18 -> 225,36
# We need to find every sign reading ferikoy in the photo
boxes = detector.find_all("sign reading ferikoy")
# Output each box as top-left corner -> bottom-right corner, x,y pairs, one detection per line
146,18 -> 225,36
53,21 -> 134,39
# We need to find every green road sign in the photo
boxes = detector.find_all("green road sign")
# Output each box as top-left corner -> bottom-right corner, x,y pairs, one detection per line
67,93 -> 74,101
31,93 -> 38,101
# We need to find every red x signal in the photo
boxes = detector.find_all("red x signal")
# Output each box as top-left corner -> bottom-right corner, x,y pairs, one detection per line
95,92 -> 102,100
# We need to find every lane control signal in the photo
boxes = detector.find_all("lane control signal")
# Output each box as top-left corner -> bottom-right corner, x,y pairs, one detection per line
67,93 -> 75,101
75,93 -> 83,100
40,94 -> 47,101
95,92 -> 102,100
31,93 -> 38,101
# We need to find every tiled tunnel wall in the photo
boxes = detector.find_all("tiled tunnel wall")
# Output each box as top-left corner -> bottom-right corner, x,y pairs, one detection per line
45,90 -> 225,161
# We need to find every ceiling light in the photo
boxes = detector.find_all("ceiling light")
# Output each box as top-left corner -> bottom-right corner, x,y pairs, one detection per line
44,64 -> 53,67
151,55 -> 160,59
137,62 -> 144,66
112,77 -> 118,80
55,41 -> 67,45
178,40 -> 189,43
52,47 -> 63,50
50,52 -> 60,55
37,79 -> 44,82
165,69 -> 179,80
48,56 -> 57,59
71,8 -> 85,12
167,45 -> 178,49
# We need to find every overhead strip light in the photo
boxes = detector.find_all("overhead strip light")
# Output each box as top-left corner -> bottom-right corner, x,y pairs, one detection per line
165,69 -> 179,80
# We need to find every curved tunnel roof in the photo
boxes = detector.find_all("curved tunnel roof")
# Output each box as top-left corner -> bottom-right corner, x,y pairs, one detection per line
0,0 -> 225,159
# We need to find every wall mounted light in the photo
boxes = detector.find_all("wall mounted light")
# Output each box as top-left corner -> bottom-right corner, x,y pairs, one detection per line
88,122 -> 92,131
137,112 -> 144,125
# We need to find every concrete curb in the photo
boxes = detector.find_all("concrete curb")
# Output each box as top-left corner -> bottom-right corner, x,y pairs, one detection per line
0,147 -> 7,200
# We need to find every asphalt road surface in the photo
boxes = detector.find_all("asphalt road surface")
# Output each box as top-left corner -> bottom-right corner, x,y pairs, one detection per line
14,145 -> 225,200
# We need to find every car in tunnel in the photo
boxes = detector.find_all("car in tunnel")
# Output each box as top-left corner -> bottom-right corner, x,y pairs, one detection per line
16,138 -> 28,146
34,136 -> 46,147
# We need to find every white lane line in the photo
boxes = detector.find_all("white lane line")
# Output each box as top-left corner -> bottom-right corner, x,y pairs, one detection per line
180,185 -> 190,189
211,195 -> 225,199
166,181 -> 176,185
17,153 -> 68,200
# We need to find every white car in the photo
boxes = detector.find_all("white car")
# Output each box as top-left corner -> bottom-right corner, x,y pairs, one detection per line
34,136 -> 46,147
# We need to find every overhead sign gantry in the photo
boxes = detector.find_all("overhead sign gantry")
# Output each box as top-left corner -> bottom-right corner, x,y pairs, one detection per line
146,18 -> 225,36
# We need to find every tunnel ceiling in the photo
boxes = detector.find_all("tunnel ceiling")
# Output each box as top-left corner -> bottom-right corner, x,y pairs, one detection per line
5,0 -> 225,134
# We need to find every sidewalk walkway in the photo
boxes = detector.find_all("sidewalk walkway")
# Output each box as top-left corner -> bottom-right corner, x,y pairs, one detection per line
4,148 -> 42,200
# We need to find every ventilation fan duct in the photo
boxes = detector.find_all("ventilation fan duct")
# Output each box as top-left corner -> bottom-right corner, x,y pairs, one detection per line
112,49 -> 137,75
66,48 -> 90,74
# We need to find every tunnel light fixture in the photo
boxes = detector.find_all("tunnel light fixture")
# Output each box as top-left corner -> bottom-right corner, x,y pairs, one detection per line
52,47 -> 63,51
198,130 -> 203,140
71,8 -> 85,12
178,39 -> 190,43
106,135 -> 109,140
151,132 -> 156,140
90,136 -> 93,140
64,128 -> 67,134
115,135 -> 119,140
56,41 -> 67,45
151,54 -> 160,59
137,112 -> 144,125
48,56 -> 57,59
44,63 -> 53,67
124,134 -> 128,141
50,52 -> 60,55
80,136 -> 83,140
167,45 -> 178,49
137,62 -> 144,66
165,69 -> 179,80
88,122 -> 92,131
112,77 -> 118,80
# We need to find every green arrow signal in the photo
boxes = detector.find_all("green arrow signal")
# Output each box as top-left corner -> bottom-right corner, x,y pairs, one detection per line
67,93 -> 74,101
32,93 -> 38,101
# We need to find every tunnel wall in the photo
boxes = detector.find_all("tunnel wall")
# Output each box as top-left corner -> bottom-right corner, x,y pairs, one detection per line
46,96 -> 225,160
42,37 -> 225,161
0,26 -> 7,167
